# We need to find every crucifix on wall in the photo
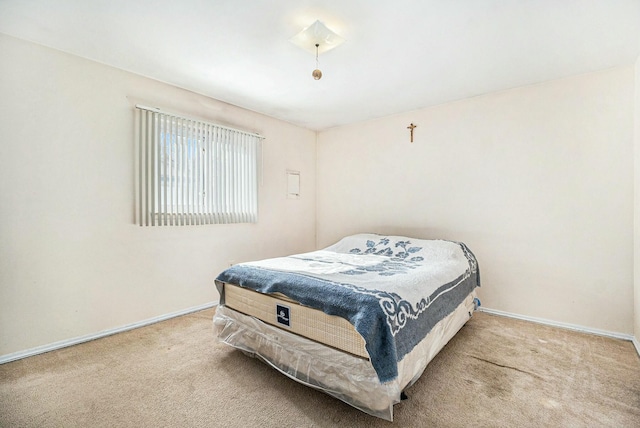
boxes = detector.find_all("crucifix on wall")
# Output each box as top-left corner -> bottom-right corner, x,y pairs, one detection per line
407,123 -> 417,143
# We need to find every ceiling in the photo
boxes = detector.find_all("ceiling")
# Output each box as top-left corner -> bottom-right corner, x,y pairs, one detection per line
1,0 -> 639,131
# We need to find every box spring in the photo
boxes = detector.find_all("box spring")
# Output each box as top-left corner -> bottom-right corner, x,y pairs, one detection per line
214,290 -> 478,421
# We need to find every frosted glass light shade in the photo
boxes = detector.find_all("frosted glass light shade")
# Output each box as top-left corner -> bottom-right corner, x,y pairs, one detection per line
289,20 -> 345,54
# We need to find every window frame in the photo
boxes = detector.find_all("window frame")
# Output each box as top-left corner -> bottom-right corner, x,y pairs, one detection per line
135,105 -> 262,226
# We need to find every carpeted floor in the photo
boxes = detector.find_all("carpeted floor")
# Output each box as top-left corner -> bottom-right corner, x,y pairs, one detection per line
1,309 -> 639,427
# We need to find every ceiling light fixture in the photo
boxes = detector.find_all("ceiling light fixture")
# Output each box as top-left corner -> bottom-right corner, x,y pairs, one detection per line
290,20 -> 345,80
312,44 -> 322,80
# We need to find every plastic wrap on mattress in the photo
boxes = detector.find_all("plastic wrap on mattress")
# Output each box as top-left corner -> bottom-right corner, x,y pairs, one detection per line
213,290 -> 478,421
214,305 -> 399,420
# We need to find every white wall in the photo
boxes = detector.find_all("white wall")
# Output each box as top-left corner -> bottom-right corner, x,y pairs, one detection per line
317,67 -> 635,334
0,34 -> 317,356
1,33 -> 636,358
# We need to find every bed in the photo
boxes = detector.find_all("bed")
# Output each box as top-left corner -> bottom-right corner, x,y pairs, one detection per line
213,234 -> 480,421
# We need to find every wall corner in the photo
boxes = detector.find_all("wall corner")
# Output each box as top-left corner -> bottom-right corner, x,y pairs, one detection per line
634,55 -> 640,346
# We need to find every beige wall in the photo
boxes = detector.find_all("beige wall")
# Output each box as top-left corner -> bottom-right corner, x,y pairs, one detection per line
0,34 -> 317,356
317,67 -> 635,334
1,32 -> 637,358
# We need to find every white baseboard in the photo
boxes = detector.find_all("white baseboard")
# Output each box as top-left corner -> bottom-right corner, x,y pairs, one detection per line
0,301 -> 218,365
478,307 -> 635,342
3,303 -> 637,364
633,337 -> 640,357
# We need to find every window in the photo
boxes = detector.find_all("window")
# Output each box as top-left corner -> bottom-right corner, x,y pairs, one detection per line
135,105 -> 262,226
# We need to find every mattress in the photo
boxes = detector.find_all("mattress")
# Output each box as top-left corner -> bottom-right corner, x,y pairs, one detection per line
223,282 -> 367,358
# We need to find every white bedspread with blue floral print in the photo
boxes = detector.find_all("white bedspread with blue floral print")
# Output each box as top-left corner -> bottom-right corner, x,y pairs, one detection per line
215,234 -> 480,383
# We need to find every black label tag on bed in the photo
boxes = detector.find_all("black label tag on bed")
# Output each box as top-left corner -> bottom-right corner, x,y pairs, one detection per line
276,304 -> 290,327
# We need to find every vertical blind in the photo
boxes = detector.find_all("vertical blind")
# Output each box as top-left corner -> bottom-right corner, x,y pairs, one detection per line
136,105 -> 262,226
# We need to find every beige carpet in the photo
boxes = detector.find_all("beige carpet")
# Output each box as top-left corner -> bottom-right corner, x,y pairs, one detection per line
1,309 -> 639,427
